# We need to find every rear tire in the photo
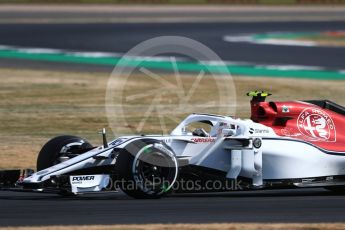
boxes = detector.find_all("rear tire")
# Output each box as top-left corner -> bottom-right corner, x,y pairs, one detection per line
37,135 -> 92,171
115,139 -> 178,199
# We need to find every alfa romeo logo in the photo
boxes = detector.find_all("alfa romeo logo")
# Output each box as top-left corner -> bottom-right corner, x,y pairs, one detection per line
297,108 -> 336,142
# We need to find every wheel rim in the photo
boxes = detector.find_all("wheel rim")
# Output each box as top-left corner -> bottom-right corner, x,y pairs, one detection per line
54,141 -> 86,165
132,143 -> 178,195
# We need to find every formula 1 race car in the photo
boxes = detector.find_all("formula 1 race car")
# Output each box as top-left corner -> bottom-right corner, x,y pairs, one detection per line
1,92 -> 345,199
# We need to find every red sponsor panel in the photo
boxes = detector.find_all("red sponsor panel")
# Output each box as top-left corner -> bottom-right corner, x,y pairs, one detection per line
251,100 -> 345,152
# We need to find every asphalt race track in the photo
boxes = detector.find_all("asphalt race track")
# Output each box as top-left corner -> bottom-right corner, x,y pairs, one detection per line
1,21 -> 345,71
1,188 -> 345,226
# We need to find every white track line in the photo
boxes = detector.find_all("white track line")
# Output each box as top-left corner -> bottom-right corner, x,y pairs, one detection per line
223,35 -> 318,47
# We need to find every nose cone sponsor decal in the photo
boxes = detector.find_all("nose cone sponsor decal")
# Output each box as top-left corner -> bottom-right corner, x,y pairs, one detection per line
297,108 -> 336,142
71,176 -> 95,184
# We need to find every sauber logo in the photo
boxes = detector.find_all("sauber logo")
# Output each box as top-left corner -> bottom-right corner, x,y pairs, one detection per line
297,108 -> 336,142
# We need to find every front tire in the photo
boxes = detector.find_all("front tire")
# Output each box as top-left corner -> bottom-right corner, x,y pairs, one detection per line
115,139 -> 178,199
